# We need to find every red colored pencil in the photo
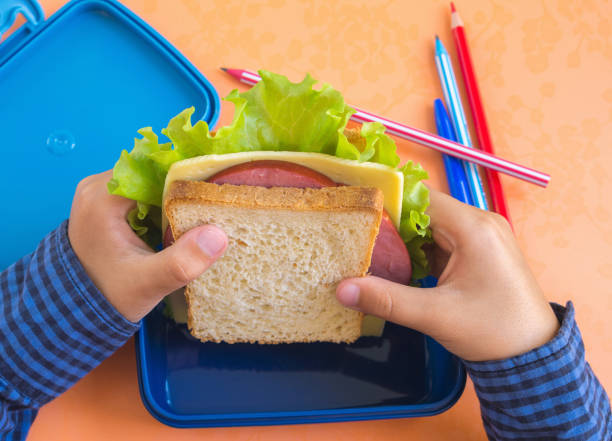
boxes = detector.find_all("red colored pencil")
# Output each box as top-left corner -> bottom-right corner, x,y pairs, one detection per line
451,3 -> 513,225
221,68 -> 550,188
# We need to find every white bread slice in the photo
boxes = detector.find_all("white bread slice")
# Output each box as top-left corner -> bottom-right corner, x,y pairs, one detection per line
164,181 -> 383,344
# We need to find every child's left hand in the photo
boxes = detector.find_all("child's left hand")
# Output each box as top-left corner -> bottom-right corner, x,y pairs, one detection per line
68,170 -> 228,323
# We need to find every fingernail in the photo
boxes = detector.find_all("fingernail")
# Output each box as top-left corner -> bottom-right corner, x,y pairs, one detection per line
337,283 -> 360,307
197,226 -> 227,257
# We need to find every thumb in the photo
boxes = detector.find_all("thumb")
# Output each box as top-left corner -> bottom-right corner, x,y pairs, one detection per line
141,225 -> 228,298
336,276 -> 440,333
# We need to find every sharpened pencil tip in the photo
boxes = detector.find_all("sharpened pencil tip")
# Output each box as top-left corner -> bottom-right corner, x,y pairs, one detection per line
450,2 -> 456,13
435,34 -> 440,41
220,67 -> 228,72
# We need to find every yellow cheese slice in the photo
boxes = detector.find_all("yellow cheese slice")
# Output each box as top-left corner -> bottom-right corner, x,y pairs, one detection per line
163,151 -> 404,230
163,151 -> 405,337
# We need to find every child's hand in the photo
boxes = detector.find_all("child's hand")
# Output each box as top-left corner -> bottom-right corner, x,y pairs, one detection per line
68,171 -> 228,323
337,190 -> 559,362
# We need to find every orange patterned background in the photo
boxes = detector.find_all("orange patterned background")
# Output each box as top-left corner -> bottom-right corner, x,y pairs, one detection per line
16,0 -> 612,440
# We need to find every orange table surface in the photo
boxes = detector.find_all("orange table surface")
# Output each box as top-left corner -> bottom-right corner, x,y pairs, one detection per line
21,0 -> 612,440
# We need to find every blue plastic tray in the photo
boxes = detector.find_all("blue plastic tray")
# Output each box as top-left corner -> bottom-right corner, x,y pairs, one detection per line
0,0 -> 465,427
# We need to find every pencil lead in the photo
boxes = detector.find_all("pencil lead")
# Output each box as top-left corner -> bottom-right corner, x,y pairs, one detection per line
220,67 -> 228,72
450,2 -> 456,13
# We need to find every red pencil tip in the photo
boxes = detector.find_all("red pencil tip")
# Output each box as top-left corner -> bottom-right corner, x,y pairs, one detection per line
220,67 -> 228,72
450,2 -> 456,12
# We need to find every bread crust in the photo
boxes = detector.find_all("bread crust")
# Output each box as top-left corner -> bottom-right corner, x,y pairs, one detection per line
165,181 -> 383,344
165,180 -> 383,215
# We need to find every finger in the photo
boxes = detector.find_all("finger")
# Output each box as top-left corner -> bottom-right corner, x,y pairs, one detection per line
97,170 -> 137,223
336,276 -> 443,333
427,188 -> 479,228
97,169 -> 113,180
75,170 -> 136,218
427,189 -> 500,252
98,170 -> 137,218
427,190 -> 478,252
108,193 -> 137,219
138,225 -> 228,298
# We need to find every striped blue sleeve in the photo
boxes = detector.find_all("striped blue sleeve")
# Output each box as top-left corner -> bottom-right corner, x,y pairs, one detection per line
0,221 -> 140,441
465,302 -> 611,440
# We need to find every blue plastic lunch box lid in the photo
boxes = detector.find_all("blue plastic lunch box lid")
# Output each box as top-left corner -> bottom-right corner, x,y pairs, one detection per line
0,0 -> 465,427
0,0 -> 219,270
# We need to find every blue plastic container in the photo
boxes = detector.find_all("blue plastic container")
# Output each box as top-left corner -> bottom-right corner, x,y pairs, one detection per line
0,0 -> 465,427
137,306 -> 465,427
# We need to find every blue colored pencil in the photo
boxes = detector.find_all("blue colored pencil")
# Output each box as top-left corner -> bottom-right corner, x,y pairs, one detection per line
434,99 -> 474,205
434,36 -> 488,210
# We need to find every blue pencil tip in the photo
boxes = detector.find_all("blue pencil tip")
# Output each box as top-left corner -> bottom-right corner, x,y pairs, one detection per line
434,99 -> 446,117
435,36 -> 446,54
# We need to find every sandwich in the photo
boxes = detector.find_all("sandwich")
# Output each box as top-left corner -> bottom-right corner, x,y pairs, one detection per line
108,71 -> 431,343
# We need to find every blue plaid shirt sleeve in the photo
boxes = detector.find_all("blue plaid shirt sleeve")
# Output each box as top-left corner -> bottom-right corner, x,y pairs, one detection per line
0,221 -> 139,441
464,302 -> 611,440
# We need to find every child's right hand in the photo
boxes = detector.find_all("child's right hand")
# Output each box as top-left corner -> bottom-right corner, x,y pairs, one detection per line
337,190 -> 560,362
